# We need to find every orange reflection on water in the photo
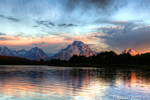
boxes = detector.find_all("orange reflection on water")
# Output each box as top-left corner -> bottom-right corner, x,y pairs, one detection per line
124,71 -> 150,91
131,72 -> 137,87
0,69 -> 108,100
126,74 -> 130,87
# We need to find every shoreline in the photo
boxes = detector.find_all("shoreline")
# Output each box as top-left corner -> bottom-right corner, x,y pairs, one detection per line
48,63 -> 150,69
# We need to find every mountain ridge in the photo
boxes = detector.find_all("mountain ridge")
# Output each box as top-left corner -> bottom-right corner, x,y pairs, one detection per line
0,42 -> 142,61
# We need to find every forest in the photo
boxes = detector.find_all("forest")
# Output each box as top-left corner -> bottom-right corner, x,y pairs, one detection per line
48,51 -> 150,66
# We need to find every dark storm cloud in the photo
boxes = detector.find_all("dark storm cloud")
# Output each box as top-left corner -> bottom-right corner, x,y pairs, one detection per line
63,0 -> 127,15
58,24 -> 77,27
134,0 -> 150,9
0,32 -> 6,35
34,19 -> 55,28
94,21 -> 150,49
0,14 -> 20,22
101,27 -> 150,48
32,42 -> 45,46
95,20 -> 143,35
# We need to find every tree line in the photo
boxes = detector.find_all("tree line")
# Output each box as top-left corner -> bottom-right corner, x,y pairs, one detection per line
48,51 -> 150,65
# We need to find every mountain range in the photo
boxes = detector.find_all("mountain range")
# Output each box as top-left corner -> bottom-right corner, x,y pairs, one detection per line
0,46 -> 49,61
0,41 -> 140,61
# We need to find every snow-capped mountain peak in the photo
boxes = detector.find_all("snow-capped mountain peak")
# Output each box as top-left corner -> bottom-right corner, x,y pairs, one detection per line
31,47 -> 41,50
72,41 -> 84,46
51,41 -> 96,60
122,49 -> 139,56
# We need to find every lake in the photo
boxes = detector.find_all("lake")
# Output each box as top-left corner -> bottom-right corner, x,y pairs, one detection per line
0,65 -> 150,100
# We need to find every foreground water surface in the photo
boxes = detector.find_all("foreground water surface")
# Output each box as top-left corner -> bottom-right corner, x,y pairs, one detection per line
0,65 -> 150,100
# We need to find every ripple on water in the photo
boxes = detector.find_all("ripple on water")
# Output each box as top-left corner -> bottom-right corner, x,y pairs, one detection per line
0,66 -> 150,100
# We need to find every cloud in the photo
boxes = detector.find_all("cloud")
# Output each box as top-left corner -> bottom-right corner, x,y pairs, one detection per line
58,24 -> 66,27
58,23 -> 77,27
34,19 -> 55,28
94,20 -> 150,53
32,42 -> 45,46
62,0 -> 127,15
0,14 -> 20,22
0,0 -> 128,35
0,32 -> 6,35
33,26 -> 39,27
97,21 -> 133,27
94,26 -> 124,35
88,44 -> 110,52
0,37 -> 6,40
7,17 -> 20,22
94,20 -> 144,35
0,35 -> 70,47
67,24 -> 77,27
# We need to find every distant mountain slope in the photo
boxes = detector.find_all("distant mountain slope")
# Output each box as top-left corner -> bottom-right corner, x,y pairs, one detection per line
122,49 -> 139,56
0,46 -> 14,56
0,46 -> 49,61
24,47 -> 49,61
51,41 -> 96,60
12,49 -> 28,57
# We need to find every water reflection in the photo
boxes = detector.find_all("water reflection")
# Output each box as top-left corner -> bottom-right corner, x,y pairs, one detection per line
0,66 -> 150,100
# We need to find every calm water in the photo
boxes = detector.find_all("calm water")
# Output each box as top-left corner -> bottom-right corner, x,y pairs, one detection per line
0,66 -> 150,100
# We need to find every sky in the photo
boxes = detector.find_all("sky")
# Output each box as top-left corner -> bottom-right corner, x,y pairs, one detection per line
0,0 -> 150,54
